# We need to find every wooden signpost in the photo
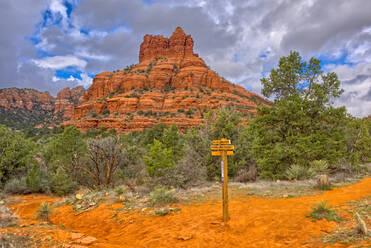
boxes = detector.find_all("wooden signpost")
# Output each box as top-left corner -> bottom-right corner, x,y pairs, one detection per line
211,138 -> 234,222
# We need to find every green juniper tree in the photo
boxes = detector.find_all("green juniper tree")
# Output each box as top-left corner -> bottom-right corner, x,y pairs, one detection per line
144,139 -> 175,177
42,126 -> 86,186
248,51 -> 348,179
345,118 -> 371,165
0,125 -> 36,184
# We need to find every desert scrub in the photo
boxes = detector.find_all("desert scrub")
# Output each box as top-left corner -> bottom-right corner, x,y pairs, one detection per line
286,164 -> 313,180
114,186 -> 127,196
36,202 -> 53,222
4,177 -> 30,194
321,227 -> 370,245
0,232 -> 31,248
309,160 -> 329,175
315,174 -> 332,191
320,197 -> 371,245
51,168 -> 77,196
69,190 -> 110,211
113,186 -> 128,202
307,201 -> 341,222
153,207 -> 171,216
149,187 -> 178,206
153,207 -> 181,216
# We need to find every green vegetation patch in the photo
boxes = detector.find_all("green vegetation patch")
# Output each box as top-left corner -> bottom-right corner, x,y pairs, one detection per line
307,201 -> 342,222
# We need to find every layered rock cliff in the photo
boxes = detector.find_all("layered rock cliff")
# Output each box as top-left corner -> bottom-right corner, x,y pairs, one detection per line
65,27 -> 271,133
54,86 -> 85,119
0,87 -> 85,130
0,88 -> 55,111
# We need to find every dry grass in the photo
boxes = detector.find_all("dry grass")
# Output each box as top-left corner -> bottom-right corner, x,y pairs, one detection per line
0,232 -> 31,248
0,199 -> 18,228
317,196 -> 371,246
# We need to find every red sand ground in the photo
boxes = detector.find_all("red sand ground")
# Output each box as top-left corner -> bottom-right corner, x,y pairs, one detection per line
5,178 -> 371,248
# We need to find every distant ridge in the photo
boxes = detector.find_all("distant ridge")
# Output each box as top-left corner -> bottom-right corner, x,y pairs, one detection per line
0,87 -> 84,130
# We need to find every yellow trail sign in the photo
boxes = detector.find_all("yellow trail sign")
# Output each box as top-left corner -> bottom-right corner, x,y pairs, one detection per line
210,138 -> 234,222
210,145 -> 234,151
212,139 -> 231,145
211,151 -> 234,156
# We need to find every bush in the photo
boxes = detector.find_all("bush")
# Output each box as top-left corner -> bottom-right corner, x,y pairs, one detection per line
79,136 -> 124,189
234,164 -> 257,182
51,168 -> 77,196
0,125 -> 36,183
113,185 -> 127,196
4,177 -> 30,194
3,164 -> 54,195
42,126 -> 86,185
316,174 -> 331,190
286,164 -> 313,180
102,108 -> 110,115
307,201 -> 341,222
143,139 -> 175,177
309,160 -> 329,175
36,202 -> 53,222
149,186 -> 178,206
148,150 -> 207,188
166,147 -> 207,188
153,207 -> 172,216
25,164 -> 50,193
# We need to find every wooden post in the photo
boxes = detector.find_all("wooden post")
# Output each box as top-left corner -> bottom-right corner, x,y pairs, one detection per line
211,138 -> 233,222
222,150 -> 229,222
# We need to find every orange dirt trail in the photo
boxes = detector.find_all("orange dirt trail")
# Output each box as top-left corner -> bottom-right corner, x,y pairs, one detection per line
8,178 -> 371,248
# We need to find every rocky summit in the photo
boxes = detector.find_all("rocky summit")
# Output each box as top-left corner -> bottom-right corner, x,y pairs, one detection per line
64,27 -> 271,133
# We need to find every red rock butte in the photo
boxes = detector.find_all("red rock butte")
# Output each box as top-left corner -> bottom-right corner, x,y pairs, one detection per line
64,27 -> 271,133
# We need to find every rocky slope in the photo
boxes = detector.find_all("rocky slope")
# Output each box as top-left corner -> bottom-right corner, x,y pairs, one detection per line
54,86 -> 85,119
0,88 -> 55,111
65,27 -> 271,133
0,87 -> 84,130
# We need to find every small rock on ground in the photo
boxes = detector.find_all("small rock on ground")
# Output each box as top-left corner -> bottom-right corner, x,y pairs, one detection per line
74,236 -> 97,245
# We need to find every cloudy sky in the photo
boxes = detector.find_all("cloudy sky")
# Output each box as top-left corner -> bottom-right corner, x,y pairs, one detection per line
0,0 -> 370,117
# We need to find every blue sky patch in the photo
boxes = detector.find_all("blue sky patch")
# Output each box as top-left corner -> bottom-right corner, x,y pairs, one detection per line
80,29 -> 90,35
64,0 -> 74,18
142,0 -> 160,5
55,68 -> 83,80
319,51 -> 355,69
35,50 -> 56,59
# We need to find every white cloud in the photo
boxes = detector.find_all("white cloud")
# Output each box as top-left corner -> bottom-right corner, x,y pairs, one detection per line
76,51 -> 110,61
49,0 -> 68,28
53,72 -> 92,88
331,63 -> 371,117
33,55 -> 87,69
78,73 -> 93,87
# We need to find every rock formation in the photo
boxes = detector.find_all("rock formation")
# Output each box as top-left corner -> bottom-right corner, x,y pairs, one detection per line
54,86 -> 85,119
0,87 -> 85,129
65,27 -> 271,133
0,88 -> 55,111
